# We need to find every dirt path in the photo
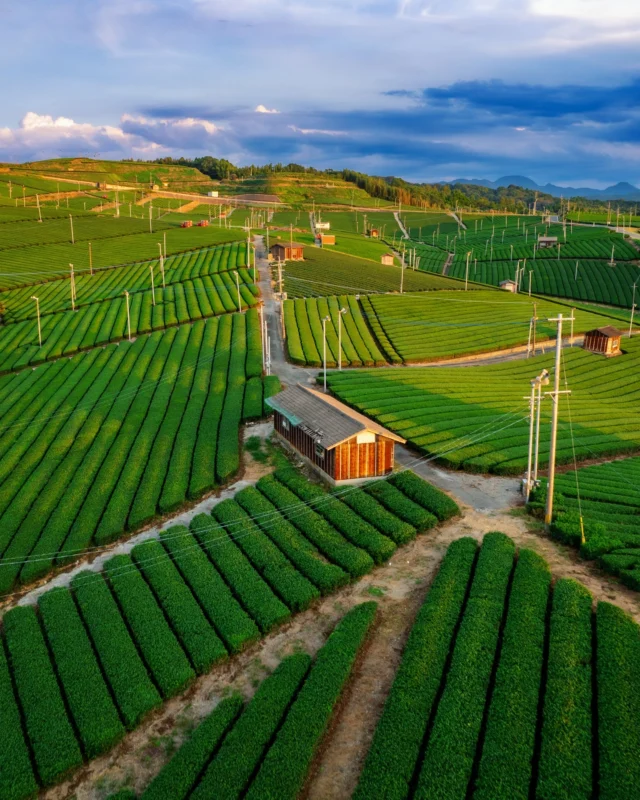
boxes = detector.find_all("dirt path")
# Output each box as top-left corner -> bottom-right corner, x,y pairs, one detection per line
394,211 -> 409,239
174,199 -> 201,214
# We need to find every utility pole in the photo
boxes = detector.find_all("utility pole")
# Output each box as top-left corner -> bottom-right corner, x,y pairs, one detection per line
70,264 -> 76,310
36,194 -> 42,223
400,252 -> 405,294
234,271 -> 243,312
88,242 -> 93,275
338,307 -> 348,370
157,242 -> 165,287
465,251 -> 471,291
545,315 -> 571,530
630,280 -> 638,337
322,316 -> 331,392
31,296 -> 42,346
149,205 -> 153,234
150,264 -> 156,306
124,291 -> 132,341
69,215 -> 75,244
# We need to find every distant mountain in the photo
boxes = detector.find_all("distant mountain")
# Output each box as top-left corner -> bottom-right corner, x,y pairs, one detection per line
447,176 -> 640,201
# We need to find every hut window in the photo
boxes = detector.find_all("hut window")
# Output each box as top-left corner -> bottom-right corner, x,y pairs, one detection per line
282,419 -> 289,431
315,443 -> 325,460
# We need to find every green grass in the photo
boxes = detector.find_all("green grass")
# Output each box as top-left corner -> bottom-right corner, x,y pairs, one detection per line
326,336 -> 640,474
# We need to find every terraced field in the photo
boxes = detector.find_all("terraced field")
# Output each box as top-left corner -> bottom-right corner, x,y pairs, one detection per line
0,312 -> 270,591
279,247 -> 462,298
529,457 -> 640,589
357,532 -> 640,800
0,468 -> 456,798
326,338 -> 640,473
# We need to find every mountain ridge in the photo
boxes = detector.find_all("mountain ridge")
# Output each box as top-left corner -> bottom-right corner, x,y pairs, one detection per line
446,175 -> 640,200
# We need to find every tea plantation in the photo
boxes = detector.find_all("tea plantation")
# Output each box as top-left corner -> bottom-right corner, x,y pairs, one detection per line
356,532 -> 640,800
326,338 -> 640,473
530,457 -> 640,589
0,468 -> 456,798
284,290 -> 617,365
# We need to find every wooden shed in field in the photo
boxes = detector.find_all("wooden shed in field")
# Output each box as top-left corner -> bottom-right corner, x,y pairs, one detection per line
266,384 -> 406,485
270,241 -> 305,262
583,326 -> 623,357
381,254 -> 395,266
500,279 -> 518,293
320,234 -> 336,246
537,235 -> 558,249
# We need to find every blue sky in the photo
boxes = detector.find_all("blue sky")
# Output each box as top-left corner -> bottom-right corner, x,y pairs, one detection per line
1,0 -> 639,187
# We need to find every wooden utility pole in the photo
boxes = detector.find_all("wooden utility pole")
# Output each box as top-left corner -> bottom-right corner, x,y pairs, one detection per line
545,315 -> 571,530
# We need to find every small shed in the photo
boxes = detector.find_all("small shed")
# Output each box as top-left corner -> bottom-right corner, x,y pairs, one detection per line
381,254 -> 395,266
270,241 -> 305,262
500,279 -> 518,293
96,182 -> 108,190
315,221 -> 331,231
207,191 -> 219,198
267,384 -> 406,485
320,234 -> 336,246
583,326 -> 622,357
537,235 -> 558,249
369,228 -> 380,239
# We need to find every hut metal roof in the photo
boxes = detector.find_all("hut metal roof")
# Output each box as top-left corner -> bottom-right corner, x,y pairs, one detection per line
588,326 -> 623,338
270,241 -> 306,249
266,384 -> 406,450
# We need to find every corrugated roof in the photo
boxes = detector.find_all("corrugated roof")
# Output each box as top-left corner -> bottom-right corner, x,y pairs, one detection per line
266,384 -> 406,450
588,326 -> 623,337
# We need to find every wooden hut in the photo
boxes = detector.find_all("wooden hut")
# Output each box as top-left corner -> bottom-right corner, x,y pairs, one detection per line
381,254 -> 394,266
583,326 -> 622,357
266,384 -> 406,485
537,235 -> 558,249
320,234 -> 336,246
270,241 -> 305,262
500,279 -> 518,293
369,227 -> 380,239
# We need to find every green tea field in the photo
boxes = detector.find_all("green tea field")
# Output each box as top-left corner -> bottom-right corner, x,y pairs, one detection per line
326,337 -> 640,473
285,290 -> 617,366
356,533 -> 640,800
0,468 -> 457,798
0,312 -> 270,591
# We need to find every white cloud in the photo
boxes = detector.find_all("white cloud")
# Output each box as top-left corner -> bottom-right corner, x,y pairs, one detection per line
288,125 -> 347,136
530,0 -> 640,22
255,104 -> 280,114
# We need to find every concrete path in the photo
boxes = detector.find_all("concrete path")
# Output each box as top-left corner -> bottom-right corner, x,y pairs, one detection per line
254,234 -> 321,388
394,211 -> 409,239
395,445 -> 521,512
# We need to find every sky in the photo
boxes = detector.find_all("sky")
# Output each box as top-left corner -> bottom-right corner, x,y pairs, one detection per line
1,0 -> 639,187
